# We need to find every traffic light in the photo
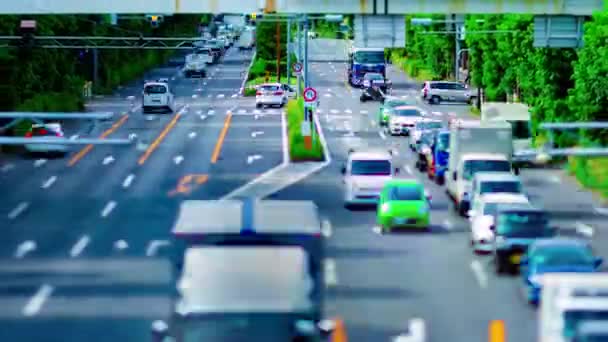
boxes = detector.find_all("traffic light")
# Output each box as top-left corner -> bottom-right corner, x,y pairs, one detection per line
146,14 -> 164,28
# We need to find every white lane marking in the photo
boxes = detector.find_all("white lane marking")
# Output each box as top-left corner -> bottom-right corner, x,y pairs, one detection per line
251,131 -> 264,138
549,175 -> 561,183
41,176 -> 57,189
207,110 -> 215,115
8,202 -> 29,220
379,131 -> 386,140
70,235 -> 90,257
470,260 -> 488,289
595,207 -> 608,216
69,134 -> 79,140
316,108 -> 323,113
207,94 -> 212,98
319,73 -> 326,77
217,94 -> 225,98
128,133 -> 137,140
231,94 -> 238,98
443,219 -> 453,230
360,110 -> 368,114
102,155 -> 115,165
192,94 -> 198,99
405,165 -> 413,175
393,318 -> 427,342
34,159 -> 47,168
253,109 -> 261,114
199,114 -> 207,120
1,163 -> 15,172
370,120 -> 376,127
101,201 -> 117,218
114,240 -> 128,250
196,110 -> 203,115
14,240 -> 37,258
321,219 -> 332,238
324,93 -> 332,98
122,174 -> 135,188
22,284 -> 54,317
247,155 -> 263,164
254,114 -> 259,120
344,109 -> 352,114
330,109 -> 339,114
576,222 -> 594,237
432,111 -> 442,116
188,132 -> 197,139
173,155 -> 184,165
146,240 -> 170,257
372,226 -> 382,234
238,109 -> 246,114
324,259 -> 338,286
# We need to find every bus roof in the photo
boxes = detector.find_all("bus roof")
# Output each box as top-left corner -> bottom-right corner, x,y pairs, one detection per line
172,199 -> 321,235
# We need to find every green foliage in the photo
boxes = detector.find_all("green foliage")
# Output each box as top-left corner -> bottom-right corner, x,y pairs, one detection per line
255,21 -> 288,61
402,15 -> 454,79
0,14 -> 199,112
312,20 -> 340,39
286,98 -> 324,162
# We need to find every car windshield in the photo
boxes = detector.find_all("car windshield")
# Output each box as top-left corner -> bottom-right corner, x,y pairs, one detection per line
437,133 -> 450,150
483,202 -> 500,216
463,160 -> 511,181
480,181 -> 522,194
144,85 -> 167,94
564,311 -> 608,338
496,211 -> 552,238
389,185 -> 423,201
422,122 -> 442,130
532,246 -> 595,266
387,100 -> 414,108
365,73 -> 383,80
510,120 -> 532,139
393,108 -> 421,117
260,85 -> 280,91
353,51 -> 385,64
351,160 -> 391,176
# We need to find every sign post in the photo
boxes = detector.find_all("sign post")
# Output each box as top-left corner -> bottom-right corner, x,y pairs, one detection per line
302,87 -> 318,150
292,62 -> 303,98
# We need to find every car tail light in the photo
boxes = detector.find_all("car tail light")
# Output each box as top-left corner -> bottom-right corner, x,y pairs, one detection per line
25,131 -> 33,138
38,129 -> 48,135
256,91 -> 262,96
55,131 -> 62,137
274,91 -> 283,95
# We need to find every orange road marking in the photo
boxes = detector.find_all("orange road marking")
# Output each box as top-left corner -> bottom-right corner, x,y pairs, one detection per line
138,113 -> 182,165
331,318 -> 348,342
489,320 -> 506,342
168,174 -> 208,196
68,114 -> 129,167
210,112 -> 232,163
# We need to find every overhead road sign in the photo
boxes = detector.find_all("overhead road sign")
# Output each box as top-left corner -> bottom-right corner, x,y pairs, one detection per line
533,15 -> 585,48
0,36 -> 206,50
0,112 -> 114,120
354,15 -> 406,48
0,137 -> 134,145
303,87 -> 318,102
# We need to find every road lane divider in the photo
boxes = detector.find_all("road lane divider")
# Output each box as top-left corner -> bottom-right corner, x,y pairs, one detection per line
324,258 -> 338,286
70,235 -> 90,257
68,114 -> 129,166
471,260 -> 489,289
41,176 -> 57,189
138,110 -> 183,165
489,320 -> 506,342
210,112 -> 233,163
101,200 -> 117,217
8,201 -> 29,220
23,284 -> 53,317
114,240 -> 128,250
14,240 -> 37,259
146,239 -> 170,256
122,174 -> 135,188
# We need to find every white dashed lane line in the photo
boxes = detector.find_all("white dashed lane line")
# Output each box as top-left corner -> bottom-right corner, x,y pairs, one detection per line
324,259 -> 338,286
470,260 -> 489,289
34,159 -> 47,168
22,284 -> 54,317
41,176 -> 57,189
8,201 -> 29,220
14,240 -> 36,259
101,201 -> 117,218
378,131 -> 386,140
122,174 -> 135,188
70,235 -> 90,257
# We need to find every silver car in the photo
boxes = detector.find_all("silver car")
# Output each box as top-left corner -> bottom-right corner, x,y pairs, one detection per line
24,123 -> 68,156
421,81 -> 477,105
255,83 -> 290,108
409,119 -> 443,150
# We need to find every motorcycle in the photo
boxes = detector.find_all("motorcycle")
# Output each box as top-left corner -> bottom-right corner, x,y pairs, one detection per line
360,79 -> 392,102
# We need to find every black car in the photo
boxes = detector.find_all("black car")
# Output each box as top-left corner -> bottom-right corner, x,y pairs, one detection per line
491,205 -> 557,274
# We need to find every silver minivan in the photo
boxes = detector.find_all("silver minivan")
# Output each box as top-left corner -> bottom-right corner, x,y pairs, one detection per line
421,81 -> 477,105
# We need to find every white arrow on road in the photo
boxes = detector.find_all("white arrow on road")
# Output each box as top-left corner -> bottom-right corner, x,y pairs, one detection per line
146,240 -> 170,257
34,159 -> 47,168
392,319 -> 426,342
14,240 -> 37,258
251,131 -> 264,138
114,240 -> 129,251
247,155 -> 263,164
102,155 -> 115,165
128,133 -> 138,140
174,155 -> 184,165
188,132 -> 197,139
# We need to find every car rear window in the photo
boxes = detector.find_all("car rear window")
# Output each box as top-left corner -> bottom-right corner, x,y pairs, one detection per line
144,85 -> 167,94
260,85 -> 280,91
394,108 -> 422,117
390,186 -> 423,201
365,73 -> 383,80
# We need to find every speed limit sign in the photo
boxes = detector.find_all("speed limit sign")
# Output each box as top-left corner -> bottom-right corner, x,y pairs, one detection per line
303,87 -> 317,102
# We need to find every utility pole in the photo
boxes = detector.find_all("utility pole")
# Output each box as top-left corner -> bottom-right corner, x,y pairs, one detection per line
92,21 -> 99,93
303,15 -> 309,88
287,18 -> 291,85
297,18 -> 302,95
276,21 -> 281,82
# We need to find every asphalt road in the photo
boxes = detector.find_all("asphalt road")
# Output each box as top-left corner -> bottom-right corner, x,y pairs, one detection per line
0,46 -> 285,341
269,40 -> 608,341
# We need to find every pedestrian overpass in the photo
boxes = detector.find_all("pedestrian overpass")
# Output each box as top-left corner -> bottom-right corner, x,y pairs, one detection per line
0,0 -> 602,14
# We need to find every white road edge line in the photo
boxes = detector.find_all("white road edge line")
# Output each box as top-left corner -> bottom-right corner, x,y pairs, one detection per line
14,240 -> 37,259
70,235 -> 90,257
8,202 -> 29,220
101,201 -> 117,218
22,284 -> 54,317
470,260 -> 488,289
41,176 -> 57,189
324,258 -> 338,286
146,240 -> 171,257
321,219 -> 332,238
122,174 -> 135,188
239,51 -> 257,96
575,222 -> 594,238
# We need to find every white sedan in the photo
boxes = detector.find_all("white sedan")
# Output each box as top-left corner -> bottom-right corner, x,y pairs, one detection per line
24,123 -> 69,156
468,193 -> 530,253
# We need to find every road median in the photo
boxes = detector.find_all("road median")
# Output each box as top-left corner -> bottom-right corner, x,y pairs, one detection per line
286,98 -> 324,162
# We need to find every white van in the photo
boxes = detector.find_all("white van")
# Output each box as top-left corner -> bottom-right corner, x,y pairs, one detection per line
142,81 -> 175,114
238,27 -> 255,50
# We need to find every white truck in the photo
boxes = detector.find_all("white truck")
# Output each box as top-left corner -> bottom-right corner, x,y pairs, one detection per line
540,274 -> 608,342
481,102 -> 533,165
446,120 -> 515,216
237,26 -> 255,50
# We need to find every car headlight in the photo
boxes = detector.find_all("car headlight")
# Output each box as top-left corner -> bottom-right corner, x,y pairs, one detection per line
381,203 -> 390,212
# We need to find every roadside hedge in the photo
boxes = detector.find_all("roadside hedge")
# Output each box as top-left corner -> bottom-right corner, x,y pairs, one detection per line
399,11 -> 608,200
0,14 -> 201,112
286,98 -> 324,162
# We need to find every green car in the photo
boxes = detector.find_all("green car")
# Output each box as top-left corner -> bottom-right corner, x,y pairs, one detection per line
378,97 -> 418,126
377,179 -> 432,232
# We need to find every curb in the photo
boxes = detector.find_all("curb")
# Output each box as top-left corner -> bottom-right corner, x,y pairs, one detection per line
239,50 -> 257,96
